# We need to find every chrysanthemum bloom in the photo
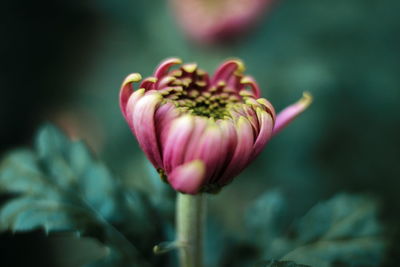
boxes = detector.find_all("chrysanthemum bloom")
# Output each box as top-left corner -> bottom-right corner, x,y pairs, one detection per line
120,58 -> 311,194
170,0 -> 275,44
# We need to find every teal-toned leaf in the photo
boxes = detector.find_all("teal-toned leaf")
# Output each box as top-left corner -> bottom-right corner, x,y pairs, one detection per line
0,125 -> 115,234
0,124 -> 162,267
282,194 -> 385,267
256,259 -> 310,267
246,190 -> 290,248
247,191 -> 387,267
282,237 -> 384,267
294,194 -> 382,243
46,234 -> 109,267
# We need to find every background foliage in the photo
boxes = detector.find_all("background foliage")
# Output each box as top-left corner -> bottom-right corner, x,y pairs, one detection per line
1,0 -> 400,266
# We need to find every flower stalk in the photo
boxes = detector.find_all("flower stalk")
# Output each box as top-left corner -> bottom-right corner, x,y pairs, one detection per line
176,193 -> 206,267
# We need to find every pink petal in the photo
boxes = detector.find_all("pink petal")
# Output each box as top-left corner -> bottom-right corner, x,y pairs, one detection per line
183,116 -> 209,162
212,119 -> 237,182
219,116 -> 254,185
211,59 -> 245,86
125,88 -> 146,136
162,115 -> 195,173
155,102 -> 181,151
272,92 -> 313,136
168,160 -> 206,194
154,58 -> 182,80
252,107 -> 274,158
185,120 -> 224,183
119,73 -> 142,120
240,76 -> 261,98
131,92 -> 164,168
139,77 -> 157,91
256,98 -> 276,121
228,105 -> 246,119
157,76 -> 177,89
240,104 -> 260,136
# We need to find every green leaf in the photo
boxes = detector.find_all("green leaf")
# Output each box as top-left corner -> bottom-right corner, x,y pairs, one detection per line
256,259 -> 310,267
282,194 -> 385,267
247,191 -> 387,267
294,194 -> 382,243
0,124 -> 161,266
44,234 -> 110,267
246,190 -> 290,249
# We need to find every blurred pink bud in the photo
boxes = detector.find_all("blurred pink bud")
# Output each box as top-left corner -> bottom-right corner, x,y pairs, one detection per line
170,0 -> 275,44
120,58 -> 311,194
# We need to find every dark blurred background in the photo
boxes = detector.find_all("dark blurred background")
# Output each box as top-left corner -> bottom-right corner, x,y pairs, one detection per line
1,0 -> 400,266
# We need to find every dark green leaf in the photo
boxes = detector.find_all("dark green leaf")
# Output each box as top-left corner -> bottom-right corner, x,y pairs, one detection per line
282,194 -> 385,267
256,259 -> 310,267
0,124 -> 161,266
246,190 -> 290,248
247,191 -> 387,267
45,234 -> 109,267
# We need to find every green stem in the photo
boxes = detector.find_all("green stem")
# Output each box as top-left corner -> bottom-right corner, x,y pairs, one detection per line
176,193 -> 206,267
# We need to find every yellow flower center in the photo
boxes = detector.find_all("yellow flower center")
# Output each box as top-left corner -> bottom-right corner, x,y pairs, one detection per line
159,64 -> 244,120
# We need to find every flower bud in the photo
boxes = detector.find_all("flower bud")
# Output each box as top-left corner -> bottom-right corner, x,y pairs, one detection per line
170,0 -> 275,44
120,58 -> 311,194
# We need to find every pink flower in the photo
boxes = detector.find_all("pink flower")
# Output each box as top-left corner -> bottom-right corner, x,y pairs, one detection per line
120,58 -> 311,194
170,0 -> 275,44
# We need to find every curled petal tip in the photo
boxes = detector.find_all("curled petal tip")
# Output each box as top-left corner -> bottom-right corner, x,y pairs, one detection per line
168,160 -> 206,194
169,57 -> 183,64
229,59 -> 245,75
217,81 -> 226,87
299,91 -> 313,108
240,76 -> 252,84
182,63 -> 198,73
160,57 -> 183,66
240,76 -> 261,98
122,73 -> 142,87
120,73 -> 143,119
235,61 -> 245,74
140,77 -> 158,90
212,59 -> 245,84
272,92 -> 313,136
143,77 -> 158,83
155,58 -> 183,79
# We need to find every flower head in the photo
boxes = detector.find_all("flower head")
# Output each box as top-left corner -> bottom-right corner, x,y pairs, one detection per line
170,0 -> 275,44
120,58 -> 311,194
